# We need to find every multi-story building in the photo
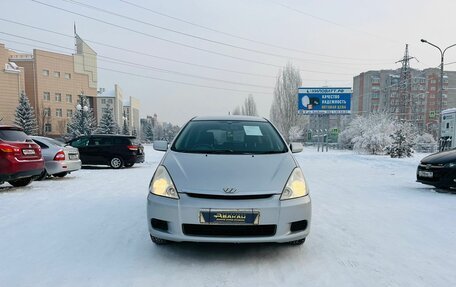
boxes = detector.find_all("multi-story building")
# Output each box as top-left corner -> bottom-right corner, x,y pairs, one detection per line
9,32 -> 98,137
96,84 -> 124,129
0,43 -> 25,125
123,96 -> 140,135
352,68 -> 455,135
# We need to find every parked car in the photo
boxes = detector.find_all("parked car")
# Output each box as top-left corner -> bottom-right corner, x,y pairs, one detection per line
147,116 -> 311,245
67,135 -> 145,169
31,136 -> 81,179
416,148 -> 456,190
0,125 -> 44,187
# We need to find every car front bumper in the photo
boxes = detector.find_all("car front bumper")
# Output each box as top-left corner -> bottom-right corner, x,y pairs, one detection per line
45,159 -> 82,175
416,165 -> 456,189
147,193 -> 311,243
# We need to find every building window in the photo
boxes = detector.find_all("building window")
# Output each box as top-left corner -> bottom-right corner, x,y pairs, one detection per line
64,73 -> 71,80
101,99 -> 106,104
66,94 -> 72,103
67,109 -> 73,118
430,87 -> 436,91
43,92 -> 50,101
42,69 -> 49,76
55,93 -> 62,102
108,99 -> 113,104
44,107 -> 51,116
56,108 -> 62,117
430,79 -> 436,84
54,71 -> 60,78
44,123 -> 52,133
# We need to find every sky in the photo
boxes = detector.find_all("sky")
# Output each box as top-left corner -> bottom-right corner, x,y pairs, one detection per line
1,0 -> 456,125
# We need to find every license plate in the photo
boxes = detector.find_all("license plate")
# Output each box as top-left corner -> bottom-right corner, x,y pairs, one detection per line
69,154 -> 78,160
199,209 -> 260,225
22,149 -> 36,155
419,170 -> 433,178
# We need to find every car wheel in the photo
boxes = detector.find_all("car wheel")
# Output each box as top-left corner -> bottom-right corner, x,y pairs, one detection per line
110,157 -> 123,169
288,238 -> 306,245
54,172 -> 68,178
124,163 -> 134,168
36,170 -> 48,181
8,177 -> 33,187
150,234 -> 169,245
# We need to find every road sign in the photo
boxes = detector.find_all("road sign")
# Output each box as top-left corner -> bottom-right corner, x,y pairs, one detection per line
298,87 -> 352,114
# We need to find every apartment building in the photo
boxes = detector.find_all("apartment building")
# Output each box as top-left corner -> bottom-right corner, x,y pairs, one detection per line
0,43 -> 25,125
123,96 -> 141,135
9,32 -> 98,137
96,84 -> 124,128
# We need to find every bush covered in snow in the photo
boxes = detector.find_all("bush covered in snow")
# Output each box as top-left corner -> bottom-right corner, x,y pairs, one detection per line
385,121 -> 415,158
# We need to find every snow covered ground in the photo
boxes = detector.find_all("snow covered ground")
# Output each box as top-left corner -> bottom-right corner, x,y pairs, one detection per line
0,146 -> 455,287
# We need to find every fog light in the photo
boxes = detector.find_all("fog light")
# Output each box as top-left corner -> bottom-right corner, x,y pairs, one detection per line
151,218 -> 168,232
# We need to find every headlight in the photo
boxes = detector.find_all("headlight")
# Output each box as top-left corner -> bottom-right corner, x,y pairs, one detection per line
149,165 -> 179,199
280,168 -> 308,200
445,162 -> 456,168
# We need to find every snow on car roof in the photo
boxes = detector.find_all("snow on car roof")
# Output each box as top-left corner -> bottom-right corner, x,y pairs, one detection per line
192,115 -> 267,122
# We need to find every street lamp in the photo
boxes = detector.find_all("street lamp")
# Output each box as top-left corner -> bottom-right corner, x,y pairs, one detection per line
77,92 -> 88,136
420,39 -> 456,150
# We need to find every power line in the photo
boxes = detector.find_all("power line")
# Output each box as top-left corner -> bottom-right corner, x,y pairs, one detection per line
119,0 -> 393,62
27,0 -> 361,74
59,0 -> 392,67
8,45 -> 274,95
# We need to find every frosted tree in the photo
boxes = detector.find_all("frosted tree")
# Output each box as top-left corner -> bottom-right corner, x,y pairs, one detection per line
96,103 -> 118,134
243,94 -> 258,116
289,126 -> 303,141
132,127 -> 137,137
385,121 -> 415,158
270,63 -> 302,141
67,95 -> 96,139
232,106 -> 241,115
122,118 -> 130,135
144,123 -> 154,142
14,91 -> 38,135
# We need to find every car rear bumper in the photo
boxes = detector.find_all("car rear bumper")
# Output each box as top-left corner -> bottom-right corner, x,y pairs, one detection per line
0,168 -> 44,182
147,193 -> 311,243
45,160 -> 82,175
416,166 -> 456,188
0,157 -> 44,181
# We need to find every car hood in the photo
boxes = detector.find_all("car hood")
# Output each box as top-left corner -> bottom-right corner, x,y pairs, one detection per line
420,149 -> 456,164
162,151 -> 297,196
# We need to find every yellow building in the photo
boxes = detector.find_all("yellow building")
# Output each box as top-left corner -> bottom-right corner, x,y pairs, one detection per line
0,43 -> 25,125
10,31 -> 98,137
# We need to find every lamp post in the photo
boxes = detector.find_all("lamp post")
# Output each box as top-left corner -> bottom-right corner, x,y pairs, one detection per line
76,92 -> 88,136
420,39 -> 456,150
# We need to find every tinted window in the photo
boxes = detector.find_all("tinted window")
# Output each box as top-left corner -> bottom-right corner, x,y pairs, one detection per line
70,137 -> 89,148
32,139 -> 49,149
45,138 -> 65,147
172,120 -> 288,154
114,137 -> 132,145
0,130 -> 29,142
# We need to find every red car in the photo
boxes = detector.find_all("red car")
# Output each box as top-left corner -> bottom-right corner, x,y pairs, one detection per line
0,125 -> 44,187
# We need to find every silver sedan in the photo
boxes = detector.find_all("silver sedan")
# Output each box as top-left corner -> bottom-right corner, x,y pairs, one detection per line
31,136 -> 81,179
147,116 -> 311,245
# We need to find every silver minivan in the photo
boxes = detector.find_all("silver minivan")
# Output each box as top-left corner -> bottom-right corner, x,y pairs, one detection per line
147,116 -> 311,245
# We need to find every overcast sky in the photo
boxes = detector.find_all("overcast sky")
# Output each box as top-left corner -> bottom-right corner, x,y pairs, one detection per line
1,0 -> 456,125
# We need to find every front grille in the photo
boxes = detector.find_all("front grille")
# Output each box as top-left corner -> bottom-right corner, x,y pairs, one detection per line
186,193 -> 274,200
182,224 -> 276,237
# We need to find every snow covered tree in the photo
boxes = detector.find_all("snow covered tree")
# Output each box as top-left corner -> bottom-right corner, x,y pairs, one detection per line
289,126 -> 303,141
122,118 -> 130,135
232,106 -> 241,115
243,94 -> 258,116
96,103 -> 117,134
270,63 -> 302,141
67,95 -> 96,139
385,121 -> 415,158
132,127 -> 137,137
14,91 -> 38,135
144,123 -> 154,142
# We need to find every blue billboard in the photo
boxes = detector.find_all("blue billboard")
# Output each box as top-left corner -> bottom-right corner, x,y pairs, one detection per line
298,87 -> 352,114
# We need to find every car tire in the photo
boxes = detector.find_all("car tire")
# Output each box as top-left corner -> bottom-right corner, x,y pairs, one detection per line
36,170 -> 48,181
288,238 -> 306,245
110,157 -> 123,169
124,163 -> 134,168
54,172 -> 68,178
8,177 -> 33,187
150,234 -> 169,245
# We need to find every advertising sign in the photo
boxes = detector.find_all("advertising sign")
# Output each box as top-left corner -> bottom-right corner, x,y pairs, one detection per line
298,87 -> 352,114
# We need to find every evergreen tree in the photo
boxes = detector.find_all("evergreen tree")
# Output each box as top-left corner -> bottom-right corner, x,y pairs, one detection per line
144,123 -> 154,142
385,122 -> 415,158
96,103 -> 117,134
14,91 -> 38,135
67,94 -> 96,139
122,118 -> 130,135
132,127 -> 137,137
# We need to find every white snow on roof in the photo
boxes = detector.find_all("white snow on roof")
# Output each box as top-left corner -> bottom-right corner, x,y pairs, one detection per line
442,108 -> 456,114
98,89 -> 115,97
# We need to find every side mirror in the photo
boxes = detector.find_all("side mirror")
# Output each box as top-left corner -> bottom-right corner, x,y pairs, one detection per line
290,142 -> 303,153
153,140 -> 169,152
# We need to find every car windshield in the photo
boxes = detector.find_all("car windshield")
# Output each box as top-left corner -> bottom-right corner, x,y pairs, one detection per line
171,120 -> 288,154
0,130 -> 29,142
